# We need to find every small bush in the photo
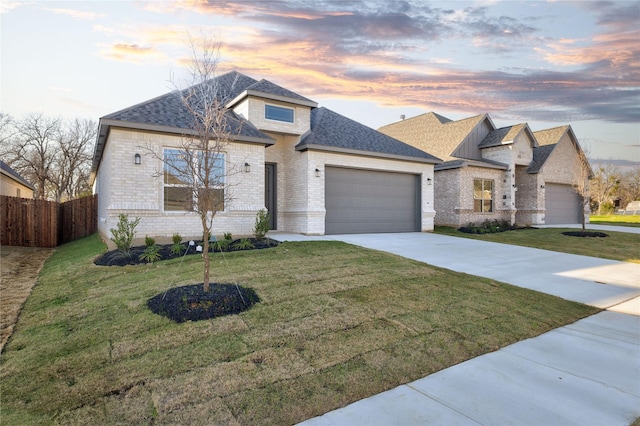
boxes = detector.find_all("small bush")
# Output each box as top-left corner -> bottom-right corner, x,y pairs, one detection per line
139,235 -> 161,263
109,214 -> 141,258
223,232 -> 233,241
233,238 -> 255,250
170,233 -> 184,256
459,220 -> 522,234
214,239 -> 231,252
254,209 -> 271,240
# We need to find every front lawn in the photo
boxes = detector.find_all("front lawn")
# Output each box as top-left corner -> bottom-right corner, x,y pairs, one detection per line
435,226 -> 640,263
1,234 -> 598,425
589,215 -> 640,227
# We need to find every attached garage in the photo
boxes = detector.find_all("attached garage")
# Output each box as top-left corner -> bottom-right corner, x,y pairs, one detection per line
545,183 -> 582,224
325,167 -> 420,234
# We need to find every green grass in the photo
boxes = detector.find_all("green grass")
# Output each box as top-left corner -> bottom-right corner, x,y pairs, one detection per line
435,226 -> 640,263
1,234 -> 599,425
589,215 -> 640,227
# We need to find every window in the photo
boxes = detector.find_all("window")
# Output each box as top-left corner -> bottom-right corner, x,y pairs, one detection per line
265,105 -> 294,123
164,149 -> 225,212
473,179 -> 493,212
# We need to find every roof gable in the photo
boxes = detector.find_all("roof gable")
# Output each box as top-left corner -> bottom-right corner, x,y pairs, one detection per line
298,107 -> 441,163
230,79 -> 317,108
533,125 -> 570,146
478,123 -> 538,149
379,112 -> 495,162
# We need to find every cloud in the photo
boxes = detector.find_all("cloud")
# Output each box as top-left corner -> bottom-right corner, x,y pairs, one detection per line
45,7 -> 105,20
0,1 -> 30,14
99,1 -> 638,124
98,43 -> 166,64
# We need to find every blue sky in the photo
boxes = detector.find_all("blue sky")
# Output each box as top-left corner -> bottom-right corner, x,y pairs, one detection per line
1,0 -> 639,161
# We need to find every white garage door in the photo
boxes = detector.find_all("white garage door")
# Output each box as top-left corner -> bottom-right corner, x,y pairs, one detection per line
545,183 -> 582,224
325,167 -> 420,234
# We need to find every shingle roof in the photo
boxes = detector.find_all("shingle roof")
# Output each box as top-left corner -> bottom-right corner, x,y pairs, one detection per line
528,144 -> 556,173
533,125 -> 570,146
101,71 -> 272,141
0,160 -> 35,190
435,158 -> 508,171
378,112 -> 489,161
238,79 -> 317,107
298,107 -> 441,163
478,123 -> 527,148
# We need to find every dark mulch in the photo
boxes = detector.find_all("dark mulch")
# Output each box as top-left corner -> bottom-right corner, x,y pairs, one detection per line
94,238 -> 279,266
147,283 -> 260,323
562,231 -> 609,238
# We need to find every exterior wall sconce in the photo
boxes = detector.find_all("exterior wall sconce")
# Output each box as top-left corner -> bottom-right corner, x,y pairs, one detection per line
244,162 -> 251,173
134,153 -> 141,165
540,184 -> 545,189
512,184 -> 517,188
427,177 -> 432,185
315,168 -> 321,177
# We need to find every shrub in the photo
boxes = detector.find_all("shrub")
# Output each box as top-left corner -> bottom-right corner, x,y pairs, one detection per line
254,209 -> 271,240
599,201 -> 615,215
223,232 -> 233,241
214,239 -> 231,252
110,214 -> 141,258
234,238 -> 255,250
170,233 -> 184,256
140,235 -> 161,263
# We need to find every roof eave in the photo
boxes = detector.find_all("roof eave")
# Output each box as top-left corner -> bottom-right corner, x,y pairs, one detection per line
90,119 -> 275,178
296,143 -> 441,165
436,160 -> 508,171
226,90 -> 318,109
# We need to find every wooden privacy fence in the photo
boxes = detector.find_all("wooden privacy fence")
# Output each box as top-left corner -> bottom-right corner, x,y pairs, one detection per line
1,195 -> 97,248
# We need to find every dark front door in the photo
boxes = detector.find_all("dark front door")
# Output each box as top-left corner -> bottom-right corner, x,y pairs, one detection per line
265,163 -> 277,230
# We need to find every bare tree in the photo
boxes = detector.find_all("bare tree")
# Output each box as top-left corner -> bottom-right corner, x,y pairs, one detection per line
51,118 -> 96,202
1,114 -> 95,201
616,168 -> 640,209
9,113 -> 61,199
150,35 -> 241,292
573,148 -> 593,231
589,165 -> 620,215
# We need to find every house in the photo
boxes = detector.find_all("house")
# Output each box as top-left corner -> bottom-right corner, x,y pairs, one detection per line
91,71 -> 440,239
0,160 -> 35,199
378,113 -> 589,227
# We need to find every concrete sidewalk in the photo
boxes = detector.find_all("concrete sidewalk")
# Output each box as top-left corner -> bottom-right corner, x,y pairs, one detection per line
269,231 -> 640,425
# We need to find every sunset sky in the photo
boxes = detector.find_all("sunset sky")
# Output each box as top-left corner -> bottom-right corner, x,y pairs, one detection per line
2,0 -> 638,162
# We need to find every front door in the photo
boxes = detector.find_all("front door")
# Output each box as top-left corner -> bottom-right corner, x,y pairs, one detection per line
265,163 -> 277,230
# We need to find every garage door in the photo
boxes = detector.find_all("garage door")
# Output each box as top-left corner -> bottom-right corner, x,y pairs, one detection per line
325,167 -> 420,234
545,183 -> 582,224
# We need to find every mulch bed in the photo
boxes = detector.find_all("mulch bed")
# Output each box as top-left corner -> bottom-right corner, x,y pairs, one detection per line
147,283 -> 260,323
561,231 -> 609,238
94,238 -> 279,267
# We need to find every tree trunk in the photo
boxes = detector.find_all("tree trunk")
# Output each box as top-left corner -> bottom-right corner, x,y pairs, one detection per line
201,216 -> 211,292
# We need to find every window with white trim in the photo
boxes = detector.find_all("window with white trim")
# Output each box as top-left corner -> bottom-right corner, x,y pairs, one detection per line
473,179 -> 493,212
163,149 -> 225,212
265,104 -> 294,123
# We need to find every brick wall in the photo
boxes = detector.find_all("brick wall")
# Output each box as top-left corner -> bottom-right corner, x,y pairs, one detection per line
96,129 -> 266,240
436,166 -> 511,227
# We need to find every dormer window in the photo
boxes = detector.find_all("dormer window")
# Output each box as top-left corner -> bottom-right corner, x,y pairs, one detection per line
265,104 -> 294,123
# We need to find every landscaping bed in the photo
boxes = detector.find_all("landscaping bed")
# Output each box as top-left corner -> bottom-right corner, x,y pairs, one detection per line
94,238 -> 279,266
561,231 -> 608,238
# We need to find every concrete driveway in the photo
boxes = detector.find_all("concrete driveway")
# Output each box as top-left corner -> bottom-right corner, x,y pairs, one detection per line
269,231 -> 640,425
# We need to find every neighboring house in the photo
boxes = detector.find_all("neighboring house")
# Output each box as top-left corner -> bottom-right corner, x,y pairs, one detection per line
91,71 -> 440,239
0,160 -> 35,199
379,113 -> 589,227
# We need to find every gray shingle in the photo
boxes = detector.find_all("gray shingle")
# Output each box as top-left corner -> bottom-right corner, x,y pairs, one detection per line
101,71 -> 270,141
528,144 -> 556,173
298,108 -> 441,162
245,79 -> 316,104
